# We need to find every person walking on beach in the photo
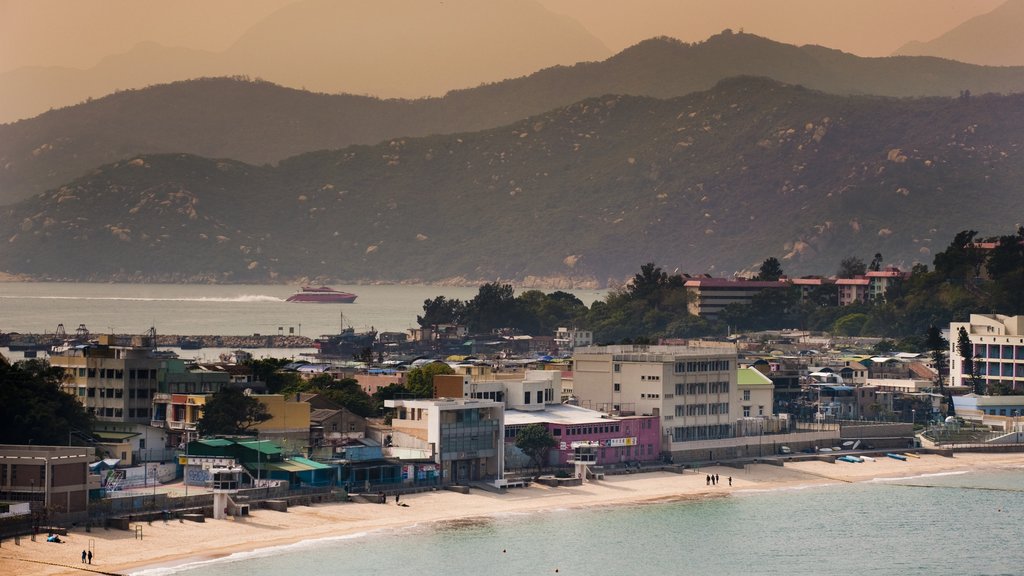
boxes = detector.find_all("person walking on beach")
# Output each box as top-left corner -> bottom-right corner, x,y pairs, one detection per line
87,550 -> 93,564
706,474 -> 710,486
82,550 -> 87,563
715,474 -> 720,485
396,493 -> 400,505
728,476 -> 732,486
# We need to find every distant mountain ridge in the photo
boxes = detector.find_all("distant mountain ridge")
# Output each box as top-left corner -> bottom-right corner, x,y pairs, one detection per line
0,0 -> 610,124
5,31 -> 1024,205
2,77 -> 1022,286
894,0 -> 1024,66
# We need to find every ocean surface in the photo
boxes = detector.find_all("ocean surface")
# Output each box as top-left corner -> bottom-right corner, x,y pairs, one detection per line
131,467 -> 1024,576
0,282 -> 606,359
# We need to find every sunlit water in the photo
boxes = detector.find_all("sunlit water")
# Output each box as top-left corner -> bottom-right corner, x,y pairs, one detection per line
131,467 -> 1024,576
0,282 -> 606,339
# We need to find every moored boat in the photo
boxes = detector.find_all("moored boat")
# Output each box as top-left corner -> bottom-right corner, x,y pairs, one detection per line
285,286 -> 357,303
886,453 -> 908,461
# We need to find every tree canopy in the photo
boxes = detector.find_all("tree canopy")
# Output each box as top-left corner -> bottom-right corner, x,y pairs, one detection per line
405,363 -> 456,398
0,357 -> 92,445
514,423 -> 556,474
197,387 -> 271,436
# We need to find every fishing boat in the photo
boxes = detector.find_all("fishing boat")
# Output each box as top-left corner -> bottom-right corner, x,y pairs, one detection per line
837,455 -> 862,463
886,453 -> 907,461
285,286 -> 357,303
903,452 -> 920,459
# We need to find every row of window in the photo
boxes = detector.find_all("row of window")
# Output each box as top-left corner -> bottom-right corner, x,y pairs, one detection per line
965,362 -> 1024,377
674,360 -> 731,373
73,367 -> 159,380
973,344 -> 1024,360
640,375 -> 661,381
671,424 -> 732,442
675,403 -> 730,417
674,381 -> 731,395
640,393 -> 661,399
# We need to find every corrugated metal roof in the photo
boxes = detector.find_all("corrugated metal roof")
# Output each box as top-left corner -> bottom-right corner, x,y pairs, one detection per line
289,456 -> 332,470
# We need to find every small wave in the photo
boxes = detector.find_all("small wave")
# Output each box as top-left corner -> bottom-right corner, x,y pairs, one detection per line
16,294 -> 284,303
868,470 -> 970,483
732,482 -> 836,495
128,530 -> 374,576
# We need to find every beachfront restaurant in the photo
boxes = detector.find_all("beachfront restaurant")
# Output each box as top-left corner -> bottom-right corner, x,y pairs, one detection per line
183,438 -> 336,488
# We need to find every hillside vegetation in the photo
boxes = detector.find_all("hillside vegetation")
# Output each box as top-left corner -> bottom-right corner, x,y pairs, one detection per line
5,31 -> 1024,204
2,77 -> 1022,286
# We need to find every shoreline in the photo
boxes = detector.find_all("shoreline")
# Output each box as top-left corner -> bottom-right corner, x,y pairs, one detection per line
3,452 -> 1023,576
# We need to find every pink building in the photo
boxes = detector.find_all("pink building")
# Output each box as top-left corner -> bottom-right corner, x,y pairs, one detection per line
505,404 -> 662,467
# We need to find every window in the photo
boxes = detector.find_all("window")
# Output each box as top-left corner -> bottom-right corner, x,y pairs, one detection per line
614,363 -> 620,373
758,405 -> 764,416
614,383 -> 621,392
524,391 -> 531,404
743,390 -> 751,401
743,406 -> 751,417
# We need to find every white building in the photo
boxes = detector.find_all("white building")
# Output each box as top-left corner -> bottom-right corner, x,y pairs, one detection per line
555,327 -> 593,350
572,345 -> 740,445
949,314 -> 1024,391
385,398 -> 504,485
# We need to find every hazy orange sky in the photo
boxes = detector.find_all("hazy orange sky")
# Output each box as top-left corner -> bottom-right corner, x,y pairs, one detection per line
0,0 -> 1005,73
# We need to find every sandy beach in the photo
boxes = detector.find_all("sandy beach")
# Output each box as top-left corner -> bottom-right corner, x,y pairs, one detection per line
4,452 -> 1023,576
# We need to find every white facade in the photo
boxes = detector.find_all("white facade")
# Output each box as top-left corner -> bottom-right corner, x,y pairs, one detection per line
949,314 -> 1024,391
385,398 -> 505,484
572,345 -> 740,445
555,327 -> 593,350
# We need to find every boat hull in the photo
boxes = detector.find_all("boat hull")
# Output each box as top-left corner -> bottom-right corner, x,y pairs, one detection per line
285,286 -> 357,303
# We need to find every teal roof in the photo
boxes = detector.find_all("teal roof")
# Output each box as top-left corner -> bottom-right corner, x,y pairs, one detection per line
237,440 -> 282,456
289,456 -> 332,470
198,438 -> 234,447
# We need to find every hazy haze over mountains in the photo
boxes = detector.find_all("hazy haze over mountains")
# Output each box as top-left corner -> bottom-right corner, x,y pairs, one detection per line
2,0 -> 1024,286
893,0 -> 1024,66
0,0 -> 1010,123
6,31 -> 1024,205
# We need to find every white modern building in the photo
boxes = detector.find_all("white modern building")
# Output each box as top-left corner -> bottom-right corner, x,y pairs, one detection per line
949,314 -> 1024,391
384,398 -> 505,485
572,345 -> 741,445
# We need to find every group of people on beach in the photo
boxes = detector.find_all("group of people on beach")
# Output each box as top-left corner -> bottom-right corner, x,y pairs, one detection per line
81,549 -> 93,564
705,474 -> 731,486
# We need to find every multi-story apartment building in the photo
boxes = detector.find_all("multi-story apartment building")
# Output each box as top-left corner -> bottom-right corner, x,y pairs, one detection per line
683,278 -> 790,319
51,334 -> 164,423
949,314 -> 1024,391
572,345 -> 740,447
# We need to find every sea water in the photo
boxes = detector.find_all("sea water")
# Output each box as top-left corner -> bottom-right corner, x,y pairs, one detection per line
132,467 -> 1024,576
0,282 -> 606,338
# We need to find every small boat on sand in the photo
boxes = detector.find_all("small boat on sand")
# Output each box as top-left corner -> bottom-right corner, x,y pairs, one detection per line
886,453 -> 907,461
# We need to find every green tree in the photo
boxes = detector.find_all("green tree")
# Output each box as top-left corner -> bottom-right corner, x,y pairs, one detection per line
925,325 -> 949,394
837,256 -> 867,278
0,357 -> 92,445
417,296 -> 466,328
832,313 -> 869,336
464,282 -> 518,333
197,387 -> 271,436
405,363 -> 455,398
872,339 -> 897,354
514,423 -> 556,476
956,326 -> 982,394
245,358 -> 301,394
755,257 -> 784,281
318,378 -> 375,418
869,252 -> 883,272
